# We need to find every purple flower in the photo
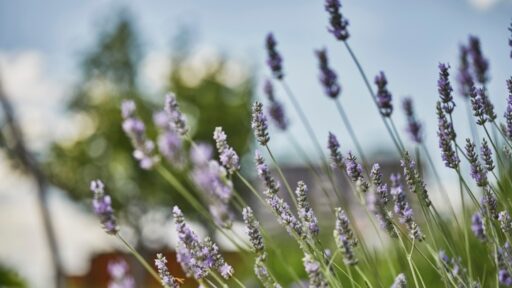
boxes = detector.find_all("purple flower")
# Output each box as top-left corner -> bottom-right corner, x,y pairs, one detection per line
481,187 -> 498,220
267,194 -> 304,239
324,0 -> 350,41
334,208 -> 358,265
254,256 -> 281,288
345,151 -> 363,182
315,48 -> 341,98
401,151 -> 431,207
480,138 -> 494,172
265,33 -> 284,80
499,211 -> 512,235
164,93 -> 188,135
108,259 -> 135,288
242,207 -> 265,256
438,63 -> 455,114
327,132 -> 344,169
390,174 -> 424,241
264,80 -> 288,131
391,273 -> 407,288
190,143 -> 213,166
402,97 -> 423,144
436,102 -> 459,169
374,72 -> 393,117
254,150 -> 280,197
154,254 -> 181,288
438,251 -> 471,285
456,45 -> 474,99
504,78 -> 512,140
295,181 -> 319,238
465,138 -> 488,187
509,21 -> 512,58
251,101 -> 270,145
499,270 -> 512,286
370,163 -> 390,206
121,100 -> 158,170
213,127 -> 240,174
90,180 -> 118,235
498,243 -> 512,286
468,36 -> 489,85
303,254 -> 328,288
191,159 -> 233,204
471,212 -> 486,241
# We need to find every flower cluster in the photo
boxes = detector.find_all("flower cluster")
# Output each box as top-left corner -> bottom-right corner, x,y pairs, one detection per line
295,181 -> 320,239
324,0 -> 349,41
90,180 -> 118,235
121,100 -> 159,169
436,102 -> 459,169
401,151 -> 431,207
333,208 -> 358,265
303,254 -> 328,288
374,71 -> 393,117
154,254 -> 181,288
153,111 -> 184,167
468,36 -> 489,85
390,174 -> 424,241
108,259 -> 135,288
402,97 -> 423,144
327,132 -> 344,170
315,48 -> 341,98
164,93 -> 188,136
252,101 -> 270,145
265,33 -> 284,80
213,127 -> 240,174
438,63 -> 455,114
263,80 -> 288,131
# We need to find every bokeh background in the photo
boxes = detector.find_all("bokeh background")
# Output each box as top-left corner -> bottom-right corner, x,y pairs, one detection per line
0,0 -> 511,287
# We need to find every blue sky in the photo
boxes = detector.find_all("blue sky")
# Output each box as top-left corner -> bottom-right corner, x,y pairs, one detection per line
0,0 -> 511,163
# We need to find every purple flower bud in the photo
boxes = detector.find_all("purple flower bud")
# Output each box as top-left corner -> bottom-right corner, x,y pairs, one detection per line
499,211 -> 512,235
254,256 -> 282,288
255,150 -> 280,197
401,151 -> 431,207
509,21 -> 512,59
391,273 -> 407,288
243,207 -> 265,256
90,180 -> 118,235
480,138 -> 494,172
251,102 -> 270,145
334,208 -> 358,265
213,127 -> 240,174
499,270 -> 512,286
108,259 -> 135,288
504,79 -> 512,140
345,152 -> 363,182
191,160 -> 233,204
190,143 -> 213,166
265,33 -> 284,80
164,93 -> 188,136
324,0 -> 350,41
468,36 -> 489,85
471,212 -> 486,241
402,97 -> 423,144
315,48 -> 341,98
154,254 -> 181,288
303,254 -> 328,288
465,138 -> 488,187
438,63 -> 455,114
295,181 -> 319,238
390,174 -> 424,241
456,45 -> 474,99
436,102 -> 459,169
327,132 -> 344,169
374,72 -> 393,117
264,80 -> 289,131
267,194 -> 304,239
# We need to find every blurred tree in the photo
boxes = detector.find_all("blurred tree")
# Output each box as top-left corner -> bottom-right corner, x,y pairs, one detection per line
43,13 -> 254,233
0,264 -> 26,288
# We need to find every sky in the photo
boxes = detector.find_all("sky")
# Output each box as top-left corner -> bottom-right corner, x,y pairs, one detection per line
0,0 -> 511,286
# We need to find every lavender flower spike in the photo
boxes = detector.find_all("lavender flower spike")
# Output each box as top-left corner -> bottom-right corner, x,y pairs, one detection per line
264,80 -> 288,130
465,138 -> 488,187
108,259 -> 135,288
480,138 -> 494,172
468,36 -> 489,85
436,102 -> 459,169
295,181 -> 320,238
438,63 -> 455,114
499,211 -> 512,236
327,132 -> 344,170
374,72 -> 393,117
251,101 -> 270,145
315,48 -> 341,98
345,151 -> 363,182
164,93 -> 188,136
303,254 -> 328,288
471,212 -> 486,242
509,21 -> 512,58
402,97 -> 423,144
324,0 -> 349,41
255,150 -> 280,197
504,78 -> 512,140
90,180 -> 118,235
213,127 -> 240,174
390,174 -> 424,241
155,254 -> 181,288
334,208 -> 358,265
254,256 -> 282,288
265,33 -> 284,80
391,273 -> 407,288
243,207 -> 266,257
401,151 -> 431,207
457,45 -> 474,99
121,100 -> 158,170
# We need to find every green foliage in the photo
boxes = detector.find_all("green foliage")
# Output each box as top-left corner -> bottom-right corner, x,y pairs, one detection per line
43,14 -> 254,227
0,264 -> 26,288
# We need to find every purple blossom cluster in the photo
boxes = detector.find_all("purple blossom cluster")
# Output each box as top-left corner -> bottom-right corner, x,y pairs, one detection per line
303,254 -> 328,288
498,242 -> 512,286
374,72 -> 393,117
108,259 -> 135,288
465,138 -> 488,187
263,80 -> 288,131
471,212 -> 486,242
265,33 -> 284,80
90,180 -> 118,235
154,254 -> 181,288
456,45 -> 474,99
251,101 -> 270,146
295,181 -> 320,238
324,0 -> 349,41
391,273 -> 407,288
333,208 -> 358,265
164,93 -> 188,136
368,165 -> 396,238
402,97 -> 423,144
153,111 -> 184,167
438,63 -> 455,114
468,36 -> 489,85
436,102 -> 459,169
390,174 -> 424,241
327,132 -> 344,170
173,206 -> 234,280
401,151 -> 431,207
345,151 -> 363,182
505,79 -> 512,140
121,100 -> 159,169
315,48 -> 341,98
254,150 -> 280,197
213,127 -> 240,174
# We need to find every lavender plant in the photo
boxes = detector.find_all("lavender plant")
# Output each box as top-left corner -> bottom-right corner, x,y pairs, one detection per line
86,3 -> 512,288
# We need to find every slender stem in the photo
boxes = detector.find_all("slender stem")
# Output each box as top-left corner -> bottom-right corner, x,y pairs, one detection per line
117,233 -> 165,287
265,144 -> 298,208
